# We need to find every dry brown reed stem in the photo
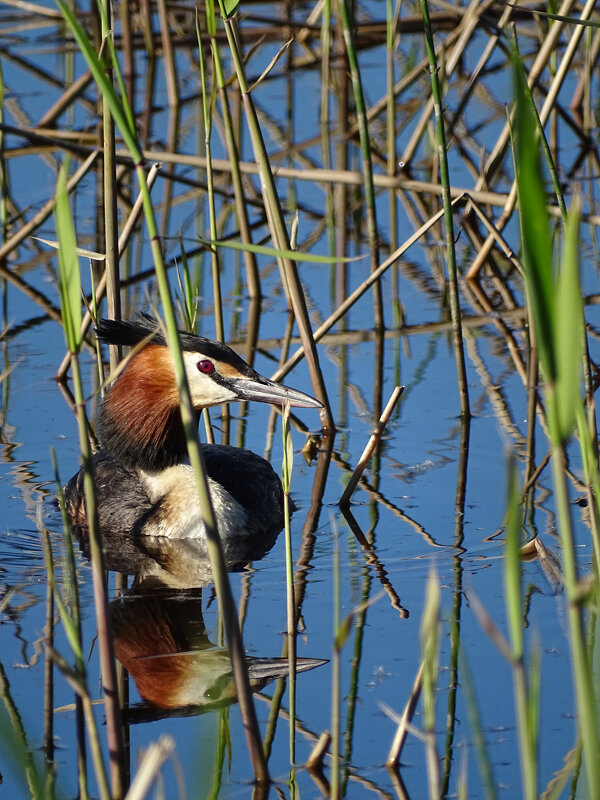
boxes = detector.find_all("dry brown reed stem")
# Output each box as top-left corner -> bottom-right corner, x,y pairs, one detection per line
2,0 -> 61,15
56,162 -> 161,379
345,6 -> 480,142
340,504 -> 409,618
306,729 -> 332,771
401,0 -> 499,166
222,14 -> 333,429
331,449 -> 444,548
339,0 -> 383,330
465,194 -> 522,272
467,0 -> 593,278
271,198 -> 461,383
124,735 -> 175,800
446,3 -> 514,138
0,259 -> 63,324
385,662 -> 424,768
156,0 -> 177,108
476,0 -> 577,185
465,279 -> 527,384
101,35 -> 121,372
107,147 -> 599,224
37,70 -> 94,127
340,386 -> 404,505
211,33 -> 261,299
4,128 -> 99,147
0,149 -> 98,262
463,331 -> 528,453
118,0 -> 135,104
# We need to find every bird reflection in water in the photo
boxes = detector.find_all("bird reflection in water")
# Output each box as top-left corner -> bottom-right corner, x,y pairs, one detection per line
65,313 -> 326,713
111,588 -> 326,718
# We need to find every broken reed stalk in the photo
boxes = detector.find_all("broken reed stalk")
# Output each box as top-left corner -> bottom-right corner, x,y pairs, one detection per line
307,730 -> 332,772
218,7 -> 333,429
124,735 -> 175,800
419,0 -> 470,419
386,662 -> 424,768
339,385 -> 404,505
338,0 -> 383,330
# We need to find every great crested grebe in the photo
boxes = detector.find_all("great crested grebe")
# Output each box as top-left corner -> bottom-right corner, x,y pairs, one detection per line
64,314 -> 322,548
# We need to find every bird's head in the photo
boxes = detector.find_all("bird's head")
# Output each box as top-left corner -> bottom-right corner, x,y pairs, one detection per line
96,314 -> 322,469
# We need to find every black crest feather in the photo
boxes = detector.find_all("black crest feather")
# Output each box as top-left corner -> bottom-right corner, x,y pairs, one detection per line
95,313 -> 254,375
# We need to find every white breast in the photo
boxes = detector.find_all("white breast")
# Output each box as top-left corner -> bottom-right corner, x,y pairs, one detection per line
138,463 -> 249,543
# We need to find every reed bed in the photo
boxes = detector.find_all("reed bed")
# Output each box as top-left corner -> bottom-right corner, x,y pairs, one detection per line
0,1 -> 600,798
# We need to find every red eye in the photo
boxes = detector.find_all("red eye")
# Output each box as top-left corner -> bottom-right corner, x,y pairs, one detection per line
197,359 -> 214,374
196,358 -> 215,375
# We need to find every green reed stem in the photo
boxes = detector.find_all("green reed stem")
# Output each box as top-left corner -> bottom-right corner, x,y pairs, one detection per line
419,0 -> 470,419
512,46 -> 600,795
281,404 -> 296,764
331,523 -> 341,800
55,2 -> 267,783
386,0 -> 399,267
0,58 -> 7,244
55,160 -> 125,798
137,180 -> 269,783
52,451 -> 89,799
550,442 -> 599,799
206,1 -> 260,299
420,571 -> 441,798
0,659 -> 46,800
504,460 -> 537,800
71,355 -> 126,799
459,652 -> 497,800
196,15 -> 224,343
338,0 -> 383,330
217,6 -> 332,427
99,0 -> 121,371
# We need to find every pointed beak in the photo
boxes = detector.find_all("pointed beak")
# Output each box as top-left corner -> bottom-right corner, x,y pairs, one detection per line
232,375 -> 323,409
246,656 -> 328,684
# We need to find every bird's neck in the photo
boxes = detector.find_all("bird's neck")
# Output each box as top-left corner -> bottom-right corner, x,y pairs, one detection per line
97,346 -> 196,471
